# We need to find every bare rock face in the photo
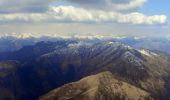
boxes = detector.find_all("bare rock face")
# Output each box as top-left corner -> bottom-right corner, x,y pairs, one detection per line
39,71 -> 153,100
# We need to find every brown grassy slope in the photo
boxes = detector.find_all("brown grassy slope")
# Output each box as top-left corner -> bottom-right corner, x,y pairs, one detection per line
39,71 -> 153,100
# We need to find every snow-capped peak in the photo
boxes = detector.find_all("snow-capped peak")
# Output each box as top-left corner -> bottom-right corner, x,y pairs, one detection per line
0,33 -> 128,40
0,33 -> 42,39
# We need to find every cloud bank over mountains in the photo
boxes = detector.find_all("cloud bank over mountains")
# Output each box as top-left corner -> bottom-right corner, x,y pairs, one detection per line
0,0 -> 167,25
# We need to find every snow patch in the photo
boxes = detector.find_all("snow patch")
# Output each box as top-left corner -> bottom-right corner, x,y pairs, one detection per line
122,51 -> 144,68
139,50 -> 151,57
139,49 -> 158,57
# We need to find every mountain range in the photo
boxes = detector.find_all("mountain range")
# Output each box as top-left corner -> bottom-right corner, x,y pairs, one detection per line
0,39 -> 170,100
1,35 -> 170,53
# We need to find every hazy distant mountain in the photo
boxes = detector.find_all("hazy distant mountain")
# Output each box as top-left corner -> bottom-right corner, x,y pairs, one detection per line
0,37 -> 36,52
0,36 -> 73,53
114,37 -> 170,53
0,33 -> 170,53
1,35 -> 170,53
0,40 -> 76,63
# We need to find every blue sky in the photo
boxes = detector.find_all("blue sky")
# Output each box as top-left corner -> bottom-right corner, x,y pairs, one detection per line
0,0 -> 169,37
140,0 -> 169,17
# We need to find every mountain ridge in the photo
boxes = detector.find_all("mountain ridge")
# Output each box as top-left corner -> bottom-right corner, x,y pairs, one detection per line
39,71 -> 153,100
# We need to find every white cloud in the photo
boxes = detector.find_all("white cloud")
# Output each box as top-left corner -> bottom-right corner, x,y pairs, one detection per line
0,6 -> 167,25
110,0 -> 147,11
0,0 -> 167,25
65,0 -> 147,11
